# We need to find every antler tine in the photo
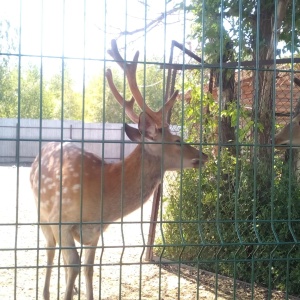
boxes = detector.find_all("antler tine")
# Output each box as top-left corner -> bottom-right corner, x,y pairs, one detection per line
108,39 -> 162,126
157,90 -> 179,126
107,40 -> 134,71
163,90 -> 179,114
105,69 -> 139,123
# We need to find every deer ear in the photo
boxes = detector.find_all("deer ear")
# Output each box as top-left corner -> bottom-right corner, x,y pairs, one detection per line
124,124 -> 141,142
138,112 -> 157,140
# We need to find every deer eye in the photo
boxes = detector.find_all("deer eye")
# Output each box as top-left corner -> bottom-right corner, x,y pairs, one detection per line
175,139 -> 181,144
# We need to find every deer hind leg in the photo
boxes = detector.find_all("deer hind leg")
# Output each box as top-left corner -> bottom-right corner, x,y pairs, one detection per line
40,224 -> 56,300
51,224 -> 80,300
84,238 -> 99,300
62,255 -> 79,296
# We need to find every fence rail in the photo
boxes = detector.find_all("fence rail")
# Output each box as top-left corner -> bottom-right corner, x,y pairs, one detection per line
0,118 -> 137,164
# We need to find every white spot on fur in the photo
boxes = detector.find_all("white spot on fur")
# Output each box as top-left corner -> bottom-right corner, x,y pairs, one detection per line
63,187 -> 68,194
62,198 -> 71,205
48,183 -> 55,190
72,184 -> 80,193
73,173 -> 79,177
44,177 -> 53,184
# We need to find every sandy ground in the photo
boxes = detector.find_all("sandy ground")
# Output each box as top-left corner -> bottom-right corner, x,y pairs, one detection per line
0,166 -> 298,300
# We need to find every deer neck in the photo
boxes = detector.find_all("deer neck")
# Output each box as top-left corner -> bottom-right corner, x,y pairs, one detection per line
124,144 -> 164,193
103,145 -> 163,220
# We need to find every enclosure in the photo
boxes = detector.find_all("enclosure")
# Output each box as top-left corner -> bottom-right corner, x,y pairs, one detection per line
1,0 -> 300,299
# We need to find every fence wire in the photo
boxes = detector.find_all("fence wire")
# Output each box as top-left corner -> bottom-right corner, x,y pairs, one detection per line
0,0 -> 300,300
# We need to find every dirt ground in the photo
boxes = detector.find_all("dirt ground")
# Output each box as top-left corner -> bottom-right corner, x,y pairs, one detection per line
0,166 -> 298,300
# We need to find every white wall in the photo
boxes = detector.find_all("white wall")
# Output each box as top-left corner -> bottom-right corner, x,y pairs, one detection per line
0,119 -> 137,164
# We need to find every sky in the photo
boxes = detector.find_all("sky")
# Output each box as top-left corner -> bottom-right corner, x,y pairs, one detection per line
1,0 -> 193,86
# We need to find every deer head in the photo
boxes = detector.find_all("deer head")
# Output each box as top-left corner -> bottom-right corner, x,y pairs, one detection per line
274,114 -> 300,147
106,39 -> 208,170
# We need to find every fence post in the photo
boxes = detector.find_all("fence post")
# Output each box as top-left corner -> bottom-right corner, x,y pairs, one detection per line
70,124 -> 73,140
15,122 -> 19,164
120,126 -> 124,160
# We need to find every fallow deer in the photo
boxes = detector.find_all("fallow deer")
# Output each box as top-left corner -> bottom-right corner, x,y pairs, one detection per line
30,39 -> 208,300
274,114 -> 300,146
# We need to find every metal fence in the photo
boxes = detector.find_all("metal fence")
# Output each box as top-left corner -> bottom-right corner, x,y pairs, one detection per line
1,1 -> 300,300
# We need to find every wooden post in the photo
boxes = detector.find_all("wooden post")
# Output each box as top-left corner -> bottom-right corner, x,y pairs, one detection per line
145,41 -> 202,261
145,184 -> 161,261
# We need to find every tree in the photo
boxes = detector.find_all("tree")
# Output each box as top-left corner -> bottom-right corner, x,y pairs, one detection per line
0,20 -> 18,118
190,0 -> 299,159
48,67 -> 83,120
20,64 -> 58,119
0,67 -> 18,118
187,0 -> 300,216
84,69 -> 126,123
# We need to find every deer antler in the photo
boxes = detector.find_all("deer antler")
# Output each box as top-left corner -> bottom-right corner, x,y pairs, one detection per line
107,39 -> 178,127
105,69 -> 139,123
157,90 -> 179,120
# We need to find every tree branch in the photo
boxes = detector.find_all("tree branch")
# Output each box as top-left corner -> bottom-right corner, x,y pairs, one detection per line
117,6 -> 180,38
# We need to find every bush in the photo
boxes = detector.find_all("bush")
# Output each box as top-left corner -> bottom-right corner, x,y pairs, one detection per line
155,87 -> 300,296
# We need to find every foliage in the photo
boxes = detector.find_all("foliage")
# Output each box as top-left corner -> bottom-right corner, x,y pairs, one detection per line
84,63 -> 165,123
0,20 -> 18,117
189,0 -> 300,61
188,0 -> 300,163
0,18 -> 166,122
0,60 -> 165,122
156,82 -> 300,296
47,68 -> 83,120
156,5 -> 300,296
0,63 -> 82,120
